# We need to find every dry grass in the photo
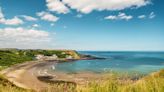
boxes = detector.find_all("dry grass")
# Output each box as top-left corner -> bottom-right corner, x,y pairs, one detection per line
76,70 -> 164,92
0,75 -> 33,92
0,70 -> 164,92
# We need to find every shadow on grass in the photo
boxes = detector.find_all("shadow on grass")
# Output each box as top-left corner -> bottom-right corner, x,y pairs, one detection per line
37,76 -> 77,92
37,76 -> 76,86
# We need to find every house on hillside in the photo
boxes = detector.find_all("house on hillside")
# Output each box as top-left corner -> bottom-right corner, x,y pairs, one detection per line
66,55 -> 73,59
35,54 -> 45,60
46,54 -> 58,60
35,54 -> 58,60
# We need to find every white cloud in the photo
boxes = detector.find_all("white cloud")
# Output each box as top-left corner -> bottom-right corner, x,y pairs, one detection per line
0,17 -> 23,25
138,15 -> 146,19
0,27 -> 53,49
50,23 -> 55,26
138,12 -> 156,19
22,15 -> 38,21
46,0 -> 70,14
0,8 -> 23,25
105,13 -> 133,21
0,8 -> 4,18
32,24 -> 39,28
37,11 -> 59,22
62,0 -> 150,14
45,0 -> 150,14
149,12 -> 155,19
76,14 -> 83,18
104,15 -> 117,20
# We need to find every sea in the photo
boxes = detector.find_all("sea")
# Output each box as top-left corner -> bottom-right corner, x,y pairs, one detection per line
54,51 -> 164,75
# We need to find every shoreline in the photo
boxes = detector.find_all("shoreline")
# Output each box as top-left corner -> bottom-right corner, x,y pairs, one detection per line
0,49 -> 108,91
0,60 -> 99,91
0,59 -> 163,91
0,61 -> 54,91
0,60 -> 114,91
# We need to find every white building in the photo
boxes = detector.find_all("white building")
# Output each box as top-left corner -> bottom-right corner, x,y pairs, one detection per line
35,54 -> 44,60
66,55 -> 73,59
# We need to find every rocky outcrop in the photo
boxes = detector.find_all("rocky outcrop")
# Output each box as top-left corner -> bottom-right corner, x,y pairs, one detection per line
80,54 -> 106,60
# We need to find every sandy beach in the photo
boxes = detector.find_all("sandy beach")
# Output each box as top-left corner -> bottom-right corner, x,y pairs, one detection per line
0,61 -> 54,91
0,60 -> 107,91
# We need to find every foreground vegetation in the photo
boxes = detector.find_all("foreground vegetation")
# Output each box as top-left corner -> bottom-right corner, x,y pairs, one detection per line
0,75 -> 33,92
0,48 -> 80,70
0,69 -> 164,92
76,70 -> 164,92
43,70 -> 164,92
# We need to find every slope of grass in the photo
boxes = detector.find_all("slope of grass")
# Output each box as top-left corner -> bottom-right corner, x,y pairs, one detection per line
0,75 -> 33,92
0,50 -> 32,69
76,70 -> 164,92
42,70 -> 164,92
0,70 -> 163,92
0,49 -> 80,70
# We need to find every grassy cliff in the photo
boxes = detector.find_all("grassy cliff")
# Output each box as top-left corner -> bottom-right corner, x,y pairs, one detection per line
0,70 -> 161,92
0,49 -> 80,70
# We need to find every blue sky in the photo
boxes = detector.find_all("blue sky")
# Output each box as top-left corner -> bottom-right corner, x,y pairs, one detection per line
0,0 -> 163,51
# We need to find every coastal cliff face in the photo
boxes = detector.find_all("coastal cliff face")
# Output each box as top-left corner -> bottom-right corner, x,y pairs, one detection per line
64,50 -> 81,59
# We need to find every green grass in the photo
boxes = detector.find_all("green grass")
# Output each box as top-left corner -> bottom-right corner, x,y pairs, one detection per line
0,50 -> 33,69
0,49 -> 80,69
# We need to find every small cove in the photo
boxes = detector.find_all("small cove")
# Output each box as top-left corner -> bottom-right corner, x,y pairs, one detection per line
53,51 -> 164,75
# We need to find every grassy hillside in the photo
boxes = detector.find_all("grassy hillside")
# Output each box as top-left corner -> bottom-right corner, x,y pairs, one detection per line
0,49 -> 80,70
0,75 -> 33,92
35,70 -> 164,92
76,70 -> 164,92
0,70 -> 163,92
